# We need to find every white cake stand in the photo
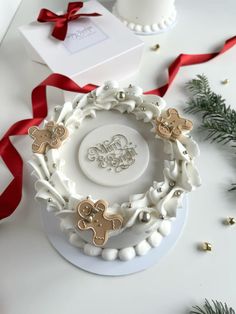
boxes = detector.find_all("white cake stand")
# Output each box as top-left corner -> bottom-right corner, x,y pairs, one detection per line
40,196 -> 188,276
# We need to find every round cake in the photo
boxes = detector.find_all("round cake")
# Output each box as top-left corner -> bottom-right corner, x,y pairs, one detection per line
28,81 -> 200,262
113,0 -> 177,34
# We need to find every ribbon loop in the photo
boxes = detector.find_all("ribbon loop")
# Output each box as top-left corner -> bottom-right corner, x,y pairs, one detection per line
37,1 -> 101,41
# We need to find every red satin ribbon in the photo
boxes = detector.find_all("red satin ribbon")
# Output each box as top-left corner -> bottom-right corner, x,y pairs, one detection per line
1,35 -> 236,220
37,2 -> 101,41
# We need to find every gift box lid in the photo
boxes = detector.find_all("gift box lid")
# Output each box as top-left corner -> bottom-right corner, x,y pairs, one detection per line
19,0 -> 144,83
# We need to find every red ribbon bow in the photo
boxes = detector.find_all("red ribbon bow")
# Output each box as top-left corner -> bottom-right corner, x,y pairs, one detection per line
37,1 -> 101,41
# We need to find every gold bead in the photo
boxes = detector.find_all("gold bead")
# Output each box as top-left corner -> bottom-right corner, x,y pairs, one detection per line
226,217 -> 236,225
159,214 -> 165,220
169,181 -> 175,187
222,79 -> 229,85
201,242 -> 212,252
139,211 -> 151,223
116,91 -> 126,101
151,44 -> 160,51
174,190 -> 182,197
86,216 -> 93,223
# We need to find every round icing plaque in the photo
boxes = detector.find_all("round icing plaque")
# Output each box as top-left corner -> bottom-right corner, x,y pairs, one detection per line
78,124 -> 149,187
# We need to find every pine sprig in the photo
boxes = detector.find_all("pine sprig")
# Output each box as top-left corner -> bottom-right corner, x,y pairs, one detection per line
185,74 -> 236,146
190,299 -> 235,314
185,75 -> 236,190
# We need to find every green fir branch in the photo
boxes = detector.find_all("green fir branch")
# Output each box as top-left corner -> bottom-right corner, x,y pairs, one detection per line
190,299 -> 235,314
185,75 -> 236,190
185,74 -> 236,146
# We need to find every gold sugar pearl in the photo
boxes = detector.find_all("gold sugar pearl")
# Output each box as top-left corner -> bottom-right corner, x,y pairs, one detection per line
139,211 -> 151,223
221,79 -> 229,85
174,190 -> 182,197
226,217 -> 236,225
159,214 -> 165,220
201,242 -> 212,252
151,44 -> 160,51
86,216 -> 93,223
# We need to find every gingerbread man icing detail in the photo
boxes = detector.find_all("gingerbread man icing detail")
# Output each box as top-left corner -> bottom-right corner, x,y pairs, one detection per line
28,121 -> 68,154
77,199 -> 123,247
155,108 -> 193,140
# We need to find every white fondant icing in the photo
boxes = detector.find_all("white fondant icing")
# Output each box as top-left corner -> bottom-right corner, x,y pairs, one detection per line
69,233 -> 85,249
118,247 -> 136,261
101,249 -> 118,261
148,231 -> 163,248
113,0 -> 177,34
135,240 -> 151,256
84,244 -> 102,257
29,81 -> 200,261
159,220 -> 172,236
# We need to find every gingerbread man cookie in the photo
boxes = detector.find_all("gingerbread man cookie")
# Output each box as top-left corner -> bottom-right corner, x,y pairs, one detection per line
28,121 -> 68,154
155,108 -> 193,140
77,199 -> 123,247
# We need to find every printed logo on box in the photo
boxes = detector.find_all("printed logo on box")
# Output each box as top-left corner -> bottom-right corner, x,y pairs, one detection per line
63,19 -> 108,54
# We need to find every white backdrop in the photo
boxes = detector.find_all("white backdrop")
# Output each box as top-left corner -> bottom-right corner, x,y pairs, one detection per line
0,0 -> 22,42
0,0 -> 236,313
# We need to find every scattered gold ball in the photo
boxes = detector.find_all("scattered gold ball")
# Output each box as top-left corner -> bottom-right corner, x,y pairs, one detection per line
151,44 -> 160,51
159,214 -> 165,220
116,91 -> 126,101
201,242 -> 212,252
226,217 -> 236,225
86,216 -> 93,223
139,211 -> 151,223
222,79 -> 229,85
174,190 -> 182,197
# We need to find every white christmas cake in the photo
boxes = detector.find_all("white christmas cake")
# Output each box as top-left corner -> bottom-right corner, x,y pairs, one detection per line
28,82 -> 200,262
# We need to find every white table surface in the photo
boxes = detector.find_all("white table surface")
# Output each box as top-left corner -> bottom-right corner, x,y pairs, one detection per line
1,0 -> 236,313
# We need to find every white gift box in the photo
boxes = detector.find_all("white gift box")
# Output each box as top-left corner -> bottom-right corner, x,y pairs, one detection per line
0,0 -> 22,42
19,0 -> 144,86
